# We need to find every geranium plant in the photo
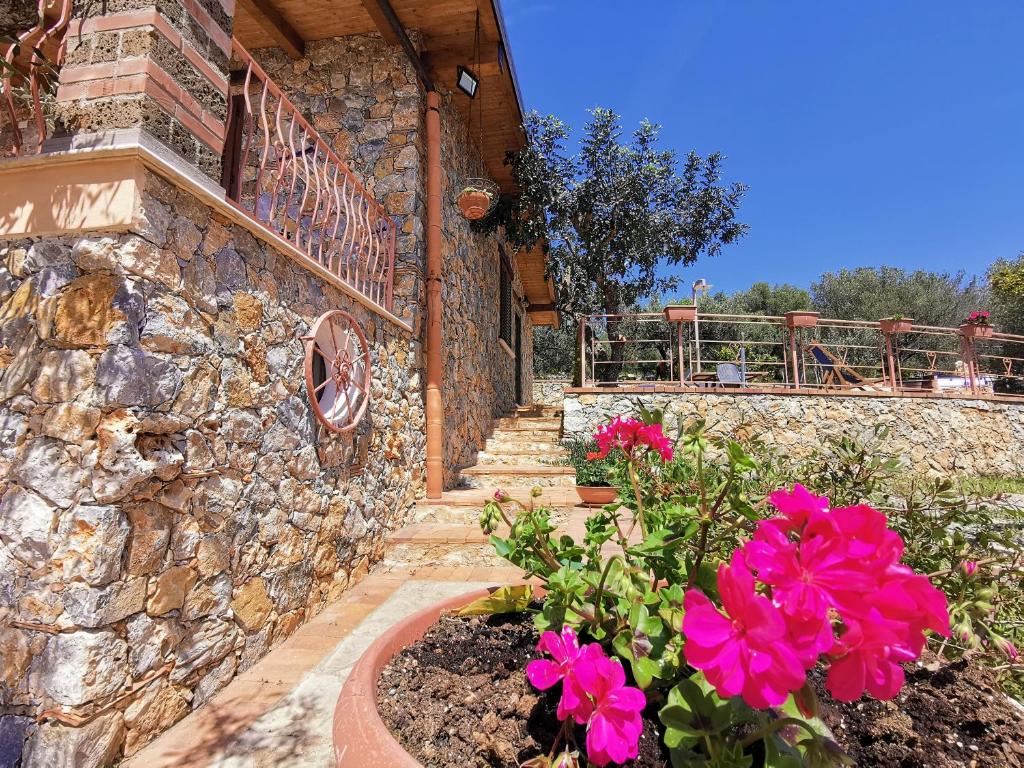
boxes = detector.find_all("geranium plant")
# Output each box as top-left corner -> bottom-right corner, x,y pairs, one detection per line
478,410 -> 952,767
564,439 -> 616,487
964,310 -> 991,325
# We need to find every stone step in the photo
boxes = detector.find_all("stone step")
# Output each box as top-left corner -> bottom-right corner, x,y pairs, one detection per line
496,416 -> 562,429
458,464 -> 576,488
488,428 -> 562,441
411,501 -> 575,524
484,439 -> 562,453
420,487 -> 583,507
480,446 -> 565,460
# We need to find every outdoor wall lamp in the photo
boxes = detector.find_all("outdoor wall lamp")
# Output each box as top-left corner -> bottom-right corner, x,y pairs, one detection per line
456,65 -> 479,98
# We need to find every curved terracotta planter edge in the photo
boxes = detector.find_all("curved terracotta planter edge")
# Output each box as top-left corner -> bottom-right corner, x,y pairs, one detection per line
333,586 -> 508,767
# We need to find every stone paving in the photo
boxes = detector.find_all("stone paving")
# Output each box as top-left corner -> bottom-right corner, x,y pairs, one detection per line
125,407 -> 586,767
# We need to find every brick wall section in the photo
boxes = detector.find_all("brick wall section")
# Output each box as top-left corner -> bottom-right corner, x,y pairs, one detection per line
54,0 -> 233,178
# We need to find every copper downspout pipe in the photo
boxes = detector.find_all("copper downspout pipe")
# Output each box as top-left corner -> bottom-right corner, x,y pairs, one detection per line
425,91 -> 443,498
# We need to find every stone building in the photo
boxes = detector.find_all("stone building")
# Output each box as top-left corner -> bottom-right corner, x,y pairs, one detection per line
0,0 -> 557,762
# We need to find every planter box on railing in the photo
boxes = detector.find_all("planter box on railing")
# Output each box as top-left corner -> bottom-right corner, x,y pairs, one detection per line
880,318 -> 914,334
960,323 -> 994,339
663,305 -> 697,322
785,311 -> 820,329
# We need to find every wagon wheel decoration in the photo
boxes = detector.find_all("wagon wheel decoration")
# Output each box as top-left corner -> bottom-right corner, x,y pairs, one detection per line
303,310 -> 371,433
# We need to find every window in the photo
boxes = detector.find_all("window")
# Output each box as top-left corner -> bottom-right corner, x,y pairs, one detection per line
499,255 -> 513,347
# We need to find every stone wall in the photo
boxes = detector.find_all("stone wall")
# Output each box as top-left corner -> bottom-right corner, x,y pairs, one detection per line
533,378 -> 569,407
251,37 -> 534,487
563,389 -> 1024,477
0,168 -> 424,764
437,93 -> 533,483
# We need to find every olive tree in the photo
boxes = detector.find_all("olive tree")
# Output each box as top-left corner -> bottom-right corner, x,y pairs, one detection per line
490,109 -> 748,381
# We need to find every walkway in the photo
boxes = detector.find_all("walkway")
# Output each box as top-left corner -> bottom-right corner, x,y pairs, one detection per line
126,406 -> 584,768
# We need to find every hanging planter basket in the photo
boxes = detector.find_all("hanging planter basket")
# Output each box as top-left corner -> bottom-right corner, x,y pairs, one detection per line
457,177 -> 499,221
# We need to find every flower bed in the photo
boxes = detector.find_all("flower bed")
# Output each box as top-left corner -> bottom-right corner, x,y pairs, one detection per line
373,411 -> 1023,767
378,611 -> 1024,767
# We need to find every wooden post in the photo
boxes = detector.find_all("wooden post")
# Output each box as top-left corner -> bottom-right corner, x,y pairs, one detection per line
789,328 -> 801,389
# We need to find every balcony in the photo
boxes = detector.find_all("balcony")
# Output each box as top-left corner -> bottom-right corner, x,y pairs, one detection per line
2,13 -> 396,314
221,41 -> 397,312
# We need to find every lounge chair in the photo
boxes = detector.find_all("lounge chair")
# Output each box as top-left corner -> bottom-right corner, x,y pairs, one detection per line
716,363 -> 744,387
805,342 -> 885,390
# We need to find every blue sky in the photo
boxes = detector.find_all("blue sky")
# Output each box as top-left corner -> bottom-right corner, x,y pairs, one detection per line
502,1 -> 1023,294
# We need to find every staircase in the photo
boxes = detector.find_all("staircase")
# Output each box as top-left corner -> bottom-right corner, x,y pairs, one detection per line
458,404 -> 574,488
380,405 -> 579,572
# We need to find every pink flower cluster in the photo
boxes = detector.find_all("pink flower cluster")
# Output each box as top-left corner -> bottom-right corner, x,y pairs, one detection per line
684,485 -> 950,707
526,627 -> 646,766
966,310 -> 991,325
588,417 -> 674,462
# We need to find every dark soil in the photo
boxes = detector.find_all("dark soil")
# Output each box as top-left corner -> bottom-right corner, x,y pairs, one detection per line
817,655 -> 1024,767
377,610 -> 669,767
378,611 -> 1024,767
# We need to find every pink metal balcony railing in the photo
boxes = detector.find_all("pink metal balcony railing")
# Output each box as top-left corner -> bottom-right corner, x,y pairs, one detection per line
224,41 -> 396,311
1,0 -> 72,156
579,311 -> 1024,400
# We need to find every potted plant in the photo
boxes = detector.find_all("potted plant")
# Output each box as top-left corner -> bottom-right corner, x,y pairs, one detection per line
880,314 -> 914,334
663,302 -> 697,323
784,310 -> 820,328
960,310 -> 994,339
456,177 -> 498,221
564,437 -> 618,505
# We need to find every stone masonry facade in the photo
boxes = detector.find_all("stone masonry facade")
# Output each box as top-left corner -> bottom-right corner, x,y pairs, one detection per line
563,390 -> 1024,477
0,23 -> 534,765
0,167 -> 424,764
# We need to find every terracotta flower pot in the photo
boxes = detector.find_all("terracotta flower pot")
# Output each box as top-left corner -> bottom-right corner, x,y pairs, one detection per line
880,318 -> 914,334
457,190 -> 492,220
663,305 -> 697,323
784,311 -> 820,329
575,485 -> 619,505
333,587 -> 518,767
960,323 -> 994,339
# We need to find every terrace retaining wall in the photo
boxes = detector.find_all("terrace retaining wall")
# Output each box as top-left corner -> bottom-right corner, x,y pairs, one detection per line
563,389 -> 1024,477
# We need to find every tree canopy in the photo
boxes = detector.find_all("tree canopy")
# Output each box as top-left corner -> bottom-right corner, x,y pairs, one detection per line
988,253 -> 1024,335
494,109 -> 749,318
810,267 -> 986,328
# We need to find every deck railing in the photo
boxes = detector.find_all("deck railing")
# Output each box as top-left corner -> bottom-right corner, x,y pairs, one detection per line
579,312 -> 1024,400
222,41 -> 396,310
1,0 -> 71,156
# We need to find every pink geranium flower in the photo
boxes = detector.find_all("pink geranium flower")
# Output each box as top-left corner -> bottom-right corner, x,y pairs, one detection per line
525,626 -> 598,723
766,484 -> 830,532
825,611 -> 918,701
574,654 -> 646,766
591,417 -> 674,462
683,553 -> 806,708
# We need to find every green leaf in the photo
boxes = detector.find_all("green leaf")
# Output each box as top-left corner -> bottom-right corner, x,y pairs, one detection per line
457,584 -> 535,616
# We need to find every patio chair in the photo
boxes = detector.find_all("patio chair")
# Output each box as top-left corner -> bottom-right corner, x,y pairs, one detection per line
716,363 -> 744,387
805,342 -> 885,390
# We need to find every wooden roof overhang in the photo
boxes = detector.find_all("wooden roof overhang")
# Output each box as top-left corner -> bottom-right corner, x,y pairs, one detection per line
518,244 -> 558,328
233,0 -> 525,192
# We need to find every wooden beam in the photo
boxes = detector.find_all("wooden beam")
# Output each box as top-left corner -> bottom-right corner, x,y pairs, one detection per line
359,0 -> 400,45
237,0 -> 305,59
359,0 -> 434,91
526,303 -> 557,314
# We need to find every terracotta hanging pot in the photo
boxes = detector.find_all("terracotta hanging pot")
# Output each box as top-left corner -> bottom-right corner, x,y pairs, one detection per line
457,188 -> 493,221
